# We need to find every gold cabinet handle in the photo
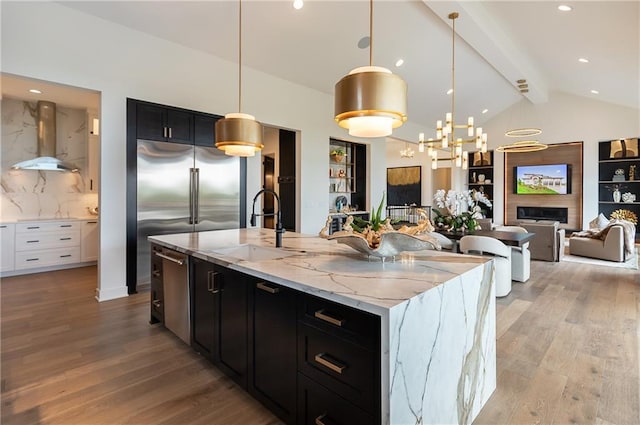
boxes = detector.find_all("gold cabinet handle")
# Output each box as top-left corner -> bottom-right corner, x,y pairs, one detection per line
314,309 -> 345,327
207,271 -> 220,294
256,282 -> 280,294
314,353 -> 346,375
315,414 -> 337,425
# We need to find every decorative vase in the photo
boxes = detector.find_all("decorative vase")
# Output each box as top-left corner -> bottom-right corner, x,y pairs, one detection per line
613,189 -> 621,203
331,154 -> 344,163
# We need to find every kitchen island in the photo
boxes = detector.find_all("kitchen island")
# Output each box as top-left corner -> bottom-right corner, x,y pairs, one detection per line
149,228 -> 496,425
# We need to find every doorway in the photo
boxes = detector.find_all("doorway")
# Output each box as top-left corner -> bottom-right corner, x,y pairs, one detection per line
262,155 -> 275,229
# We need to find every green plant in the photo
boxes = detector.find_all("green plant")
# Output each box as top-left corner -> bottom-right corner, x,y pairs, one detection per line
330,148 -> 345,156
352,193 -> 387,232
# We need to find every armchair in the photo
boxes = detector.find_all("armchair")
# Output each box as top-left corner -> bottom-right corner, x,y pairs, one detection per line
519,221 -> 565,262
460,235 -> 512,297
496,226 -> 530,282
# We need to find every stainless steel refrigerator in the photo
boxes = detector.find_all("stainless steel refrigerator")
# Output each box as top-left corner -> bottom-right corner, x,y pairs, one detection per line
136,140 -> 240,285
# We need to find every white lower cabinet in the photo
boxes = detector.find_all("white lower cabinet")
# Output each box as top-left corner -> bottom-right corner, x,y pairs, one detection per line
1,224 -> 16,272
81,220 -> 99,262
5,219 -> 97,275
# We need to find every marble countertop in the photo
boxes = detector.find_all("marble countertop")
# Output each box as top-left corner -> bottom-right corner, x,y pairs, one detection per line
1,217 -> 98,224
149,228 -> 489,316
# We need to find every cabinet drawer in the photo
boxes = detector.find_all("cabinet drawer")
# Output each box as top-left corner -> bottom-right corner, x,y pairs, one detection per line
16,221 -> 80,233
299,294 -> 378,349
298,324 -> 375,412
15,247 -> 80,270
297,373 -> 374,425
15,230 -> 80,251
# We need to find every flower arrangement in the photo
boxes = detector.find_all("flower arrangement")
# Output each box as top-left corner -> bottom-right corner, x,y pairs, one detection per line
610,209 -> 638,224
432,189 -> 492,232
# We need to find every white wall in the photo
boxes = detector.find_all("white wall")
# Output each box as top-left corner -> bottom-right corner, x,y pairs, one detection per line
1,2 -> 387,300
481,92 -> 640,227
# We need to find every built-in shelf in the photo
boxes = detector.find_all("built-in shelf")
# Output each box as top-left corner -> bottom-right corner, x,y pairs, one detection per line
467,150 -> 494,219
598,138 -> 639,235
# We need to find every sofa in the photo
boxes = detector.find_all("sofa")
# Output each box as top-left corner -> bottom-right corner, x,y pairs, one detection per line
569,224 -> 626,262
519,220 -> 565,262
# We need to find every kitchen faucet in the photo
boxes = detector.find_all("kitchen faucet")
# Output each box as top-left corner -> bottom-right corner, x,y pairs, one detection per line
250,189 -> 285,248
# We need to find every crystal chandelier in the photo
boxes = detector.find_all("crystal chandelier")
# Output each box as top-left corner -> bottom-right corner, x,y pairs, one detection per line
419,12 -> 487,170
400,141 -> 415,158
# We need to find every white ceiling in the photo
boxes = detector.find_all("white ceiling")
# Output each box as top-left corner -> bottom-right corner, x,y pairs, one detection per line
7,1 -> 639,136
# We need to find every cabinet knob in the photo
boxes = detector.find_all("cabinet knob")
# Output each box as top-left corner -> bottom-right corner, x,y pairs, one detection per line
152,300 -> 162,308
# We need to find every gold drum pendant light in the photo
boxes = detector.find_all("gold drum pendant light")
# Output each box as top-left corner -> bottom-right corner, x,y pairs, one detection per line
216,0 -> 264,157
334,0 -> 407,137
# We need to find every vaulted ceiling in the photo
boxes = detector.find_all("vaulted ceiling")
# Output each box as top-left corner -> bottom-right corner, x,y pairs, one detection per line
43,1 -> 640,134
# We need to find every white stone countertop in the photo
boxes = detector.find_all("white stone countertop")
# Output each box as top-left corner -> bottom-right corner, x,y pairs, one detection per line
1,216 -> 98,224
149,228 -> 489,316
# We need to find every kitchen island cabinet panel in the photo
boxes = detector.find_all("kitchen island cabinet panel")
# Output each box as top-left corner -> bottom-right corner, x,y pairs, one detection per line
191,258 -> 248,387
190,257 -> 217,361
249,279 -> 297,425
297,373 -> 373,425
217,267 -> 248,387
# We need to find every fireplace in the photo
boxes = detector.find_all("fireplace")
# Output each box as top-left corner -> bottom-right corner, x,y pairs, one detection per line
517,206 -> 568,223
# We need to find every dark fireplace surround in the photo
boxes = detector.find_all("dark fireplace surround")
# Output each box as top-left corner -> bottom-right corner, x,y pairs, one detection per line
517,206 -> 568,223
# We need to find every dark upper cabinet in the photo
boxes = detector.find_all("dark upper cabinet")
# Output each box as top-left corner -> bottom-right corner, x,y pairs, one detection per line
136,101 -> 194,145
248,279 -> 297,425
194,114 -> 218,147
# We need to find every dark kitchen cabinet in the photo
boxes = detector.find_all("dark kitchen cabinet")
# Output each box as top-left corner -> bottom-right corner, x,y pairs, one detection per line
249,279 -> 297,425
191,258 -> 248,387
149,244 -> 164,324
298,373 -> 373,425
136,101 -> 193,144
194,114 -> 218,147
191,258 -> 218,361
171,256 -> 381,424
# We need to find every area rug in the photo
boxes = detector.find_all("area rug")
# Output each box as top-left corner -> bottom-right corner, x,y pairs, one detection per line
562,245 -> 639,270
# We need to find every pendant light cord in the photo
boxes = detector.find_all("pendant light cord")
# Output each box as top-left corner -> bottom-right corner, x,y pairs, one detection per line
369,0 -> 373,66
238,0 -> 243,113
450,13 -> 456,144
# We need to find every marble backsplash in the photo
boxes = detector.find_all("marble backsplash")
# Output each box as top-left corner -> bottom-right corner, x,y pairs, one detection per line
1,97 -> 98,221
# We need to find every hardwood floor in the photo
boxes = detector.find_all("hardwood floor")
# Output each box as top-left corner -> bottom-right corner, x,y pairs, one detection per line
1,260 -> 638,424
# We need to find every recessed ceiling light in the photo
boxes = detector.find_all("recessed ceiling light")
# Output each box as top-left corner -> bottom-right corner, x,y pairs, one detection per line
29,89 -> 42,94
482,109 -> 488,114
578,57 -> 589,63
446,88 -> 453,95
591,89 -> 599,94
558,5 -> 572,12
293,0 -> 303,10
395,59 -> 404,67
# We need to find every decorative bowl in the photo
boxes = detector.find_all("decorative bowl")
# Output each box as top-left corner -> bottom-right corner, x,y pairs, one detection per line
328,231 -> 441,260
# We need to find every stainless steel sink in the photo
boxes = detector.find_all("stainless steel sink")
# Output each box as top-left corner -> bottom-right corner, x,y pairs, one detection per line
211,244 -> 296,262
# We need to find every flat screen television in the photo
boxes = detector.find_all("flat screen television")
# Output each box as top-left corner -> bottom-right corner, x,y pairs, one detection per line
514,163 -> 571,195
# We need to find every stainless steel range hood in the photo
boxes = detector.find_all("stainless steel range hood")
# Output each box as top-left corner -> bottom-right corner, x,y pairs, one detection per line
11,101 -> 80,172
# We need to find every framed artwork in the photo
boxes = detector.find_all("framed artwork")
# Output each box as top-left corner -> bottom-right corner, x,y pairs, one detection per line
387,166 -> 421,206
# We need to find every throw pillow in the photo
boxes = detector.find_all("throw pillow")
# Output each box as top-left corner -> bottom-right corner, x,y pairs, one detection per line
589,213 -> 610,229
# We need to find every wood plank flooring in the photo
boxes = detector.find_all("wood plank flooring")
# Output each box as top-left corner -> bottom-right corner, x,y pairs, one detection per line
1,258 -> 639,424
